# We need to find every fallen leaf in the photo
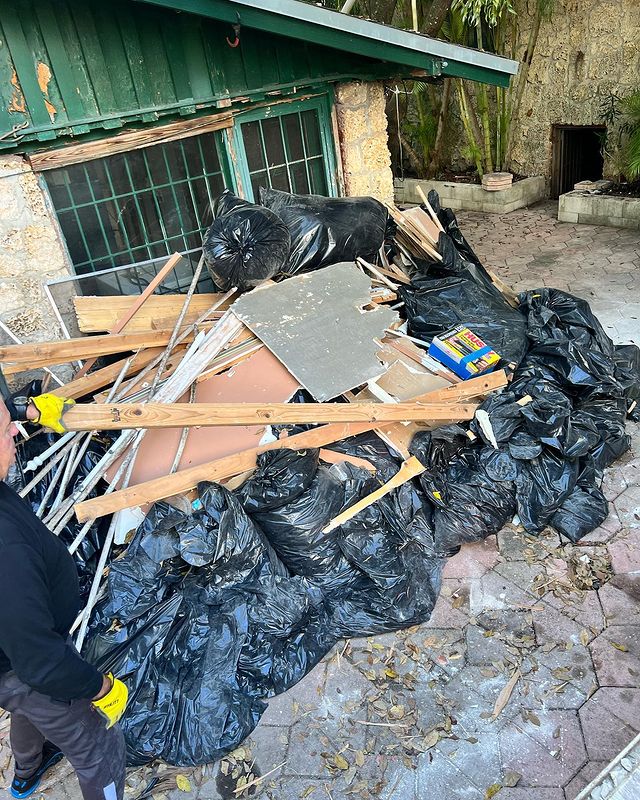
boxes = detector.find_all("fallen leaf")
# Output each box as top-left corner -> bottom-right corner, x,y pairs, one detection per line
579,629 -> 590,646
176,775 -> 191,792
452,594 -> 465,609
385,668 -> 399,679
334,754 -> 349,771
611,641 -> 629,652
526,711 -> 541,726
301,786 -> 316,798
388,704 -> 405,720
485,784 -> 502,799
491,669 -> 521,719
423,730 -> 440,749
504,770 -> 522,787
354,750 -> 365,767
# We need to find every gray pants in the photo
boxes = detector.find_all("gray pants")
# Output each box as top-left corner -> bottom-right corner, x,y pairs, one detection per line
0,671 -> 126,800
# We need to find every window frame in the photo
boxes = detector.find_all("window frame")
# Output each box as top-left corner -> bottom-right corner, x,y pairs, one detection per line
230,93 -> 339,202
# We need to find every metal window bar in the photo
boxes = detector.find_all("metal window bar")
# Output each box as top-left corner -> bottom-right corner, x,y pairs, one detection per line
44,132 -> 227,276
245,108 -> 326,195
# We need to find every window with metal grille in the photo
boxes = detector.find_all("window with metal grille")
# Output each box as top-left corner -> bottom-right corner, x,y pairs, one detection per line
237,104 -> 335,201
43,131 -> 230,281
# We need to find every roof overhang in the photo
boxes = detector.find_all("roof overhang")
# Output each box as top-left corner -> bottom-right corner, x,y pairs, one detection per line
133,0 -> 519,87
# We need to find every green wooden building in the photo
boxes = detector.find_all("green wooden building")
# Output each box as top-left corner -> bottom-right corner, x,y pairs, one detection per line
0,0 -> 516,341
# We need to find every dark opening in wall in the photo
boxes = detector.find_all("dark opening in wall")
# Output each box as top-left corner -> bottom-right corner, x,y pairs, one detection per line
550,125 -> 605,199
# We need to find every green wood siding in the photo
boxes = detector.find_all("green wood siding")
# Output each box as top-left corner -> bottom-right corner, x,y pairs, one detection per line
0,0 -> 394,148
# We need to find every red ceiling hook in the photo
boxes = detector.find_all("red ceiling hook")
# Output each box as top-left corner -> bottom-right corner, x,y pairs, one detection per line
226,24 -> 240,48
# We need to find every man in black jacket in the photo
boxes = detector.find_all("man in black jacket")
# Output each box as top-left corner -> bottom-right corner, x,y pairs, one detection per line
0,397 -> 128,800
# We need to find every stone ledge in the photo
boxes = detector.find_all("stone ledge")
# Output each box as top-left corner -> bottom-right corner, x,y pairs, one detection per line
559,191 -> 640,230
394,176 -> 546,213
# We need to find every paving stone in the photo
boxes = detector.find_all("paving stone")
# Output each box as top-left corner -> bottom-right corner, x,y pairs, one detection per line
599,575 -> 640,626
415,750 -> 485,798
564,760 -> 609,799
441,537 -> 499,578
470,570 -> 537,615
499,709 -> 587,787
435,732 -> 503,788
260,661 -> 327,726
613,486 -> 640,529
247,723 -> 290,776
493,791 -> 565,799
607,529 -> 640,575
497,527 -> 561,561
579,688 -> 640,761
589,626 -> 640,687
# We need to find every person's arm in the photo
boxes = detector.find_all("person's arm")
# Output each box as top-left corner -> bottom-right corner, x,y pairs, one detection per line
0,542 -> 103,701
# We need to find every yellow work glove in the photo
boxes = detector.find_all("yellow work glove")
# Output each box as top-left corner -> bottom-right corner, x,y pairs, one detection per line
30,393 -> 75,434
91,674 -> 128,729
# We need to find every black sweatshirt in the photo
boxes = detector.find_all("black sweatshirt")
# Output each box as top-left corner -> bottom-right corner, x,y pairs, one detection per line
0,482 -> 103,701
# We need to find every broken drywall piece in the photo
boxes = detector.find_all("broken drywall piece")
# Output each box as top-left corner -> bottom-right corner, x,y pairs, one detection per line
231,262 -> 399,402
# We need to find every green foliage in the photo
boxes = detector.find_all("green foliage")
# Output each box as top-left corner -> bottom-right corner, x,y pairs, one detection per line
621,90 -> 640,180
451,0 -> 513,29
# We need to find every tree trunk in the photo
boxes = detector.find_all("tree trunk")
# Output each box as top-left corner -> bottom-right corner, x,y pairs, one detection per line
502,8 -> 543,170
363,0 -> 399,24
421,0 -> 453,36
399,132 -> 425,176
456,80 -> 484,177
428,77 -> 451,176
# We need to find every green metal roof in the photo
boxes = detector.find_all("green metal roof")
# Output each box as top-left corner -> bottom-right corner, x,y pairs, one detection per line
134,0 -> 519,87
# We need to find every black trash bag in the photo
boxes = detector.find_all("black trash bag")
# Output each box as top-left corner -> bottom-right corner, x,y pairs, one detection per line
235,448 -> 320,513
87,483 -> 319,766
330,476 -> 442,636
399,275 -> 529,367
551,483 -> 609,542
252,464 -> 347,580
481,448 -> 519,482
614,344 -> 640,419
471,392 -> 524,446
238,575 -> 336,696
508,430 -> 544,460
202,191 -> 291,291
410,425 -> 470,507
574,395 -> 631,472
325,431 -> 402,481
259,188 -> 387,275
515,450 -> 579,534
432,448 -> 517,555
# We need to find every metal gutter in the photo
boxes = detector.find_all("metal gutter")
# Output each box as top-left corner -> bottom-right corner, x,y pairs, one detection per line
133,0 -> 519,87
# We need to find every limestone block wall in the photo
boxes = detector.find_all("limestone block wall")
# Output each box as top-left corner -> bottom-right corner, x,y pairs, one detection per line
334,81 -> 395,201
0,156 -> 71,347
509,0 -> 640,181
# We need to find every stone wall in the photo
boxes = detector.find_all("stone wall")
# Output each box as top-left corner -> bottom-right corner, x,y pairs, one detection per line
334,81 -> 395,201
509,0 -> 640,181
0,156 -> 71,348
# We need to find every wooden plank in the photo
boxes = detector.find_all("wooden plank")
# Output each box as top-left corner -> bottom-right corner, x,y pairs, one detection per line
28,111 -> 234,171
50,348 -> 166,400
402,206 -> 441,245
323,456 -> 426,533
74,370 -> 507,522
74,253 -> 184,378
63,400 -> 479,431
0,325 -> 211,371
74,293 -> 227,333
416,186 -> 445,232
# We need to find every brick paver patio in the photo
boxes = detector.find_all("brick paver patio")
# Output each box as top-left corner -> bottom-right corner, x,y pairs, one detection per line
1,202 -> 639,800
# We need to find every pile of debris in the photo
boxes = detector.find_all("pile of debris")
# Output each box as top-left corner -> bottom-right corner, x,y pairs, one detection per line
3,188 -> 639,767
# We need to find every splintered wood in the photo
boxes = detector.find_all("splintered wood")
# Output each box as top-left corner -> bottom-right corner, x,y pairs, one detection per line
2,235 -> 514,529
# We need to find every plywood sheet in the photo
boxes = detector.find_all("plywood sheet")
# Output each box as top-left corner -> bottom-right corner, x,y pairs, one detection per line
231,262 -> 399,402
109,347 -> 300,487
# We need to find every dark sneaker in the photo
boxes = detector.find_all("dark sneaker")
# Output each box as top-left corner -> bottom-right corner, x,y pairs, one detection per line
10,742 -> 64,799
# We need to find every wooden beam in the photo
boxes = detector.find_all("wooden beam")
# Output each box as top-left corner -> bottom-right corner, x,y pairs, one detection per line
63,401 -> 479,431
0,325 -> 211,371
28,112 -> 233,171
323,456 -> 426,533
73,370 -> 507,522
74,293 -> 227,334
74,253 -> 184,379
50,348 -> 167,400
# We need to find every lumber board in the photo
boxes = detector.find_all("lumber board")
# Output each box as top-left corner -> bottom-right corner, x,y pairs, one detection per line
323,456 -> 426,532
63,401 -> 479,431
29,112 -> 233,171
0,325 -> 213,371
74,253 -> 184,378
74,293 -> 227,334
74,370 -> 507,522
50,348 -> 167,400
